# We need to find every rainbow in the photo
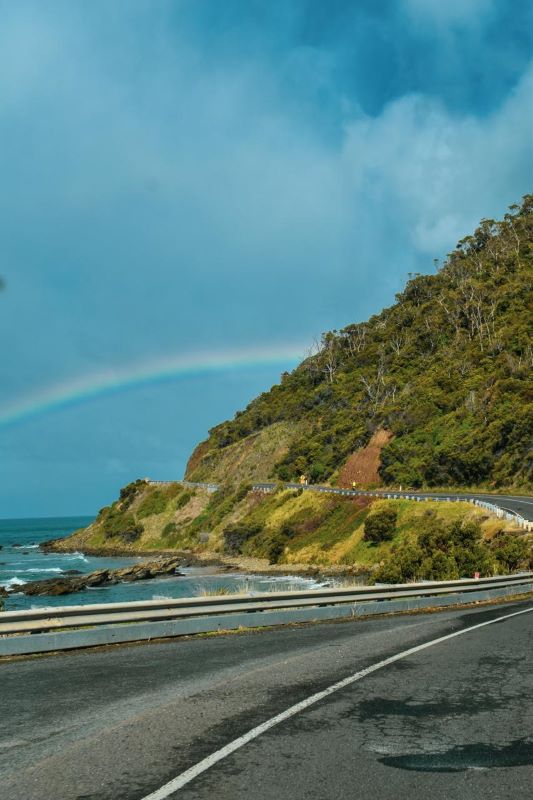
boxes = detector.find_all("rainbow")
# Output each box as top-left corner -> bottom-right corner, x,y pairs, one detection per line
0,343 -> 306,429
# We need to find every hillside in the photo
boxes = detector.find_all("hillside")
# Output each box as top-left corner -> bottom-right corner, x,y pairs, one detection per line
187,197 -> 533,490
52,480 -> 532,581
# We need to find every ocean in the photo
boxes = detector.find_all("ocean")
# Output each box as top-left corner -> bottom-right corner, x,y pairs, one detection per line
0,516 -> 325,611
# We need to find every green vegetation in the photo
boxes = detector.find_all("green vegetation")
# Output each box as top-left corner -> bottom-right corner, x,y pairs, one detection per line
73,481 -> 206,550
97,505 -> 144,542
490,531 -> 530,573
162,521 -> 177,537
58,480 -> 531,580
188,197 -> 533,490
223,523 -> 263,555
176,490 -> 193,510
137,489 -> 169,519
375,519 -> 495,582
364,507 -> 398,543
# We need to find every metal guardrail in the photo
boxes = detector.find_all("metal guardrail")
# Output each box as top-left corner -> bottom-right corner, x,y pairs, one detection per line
146,479 -> 532,529
1,573 -> 531,637
251,483 -> 533,530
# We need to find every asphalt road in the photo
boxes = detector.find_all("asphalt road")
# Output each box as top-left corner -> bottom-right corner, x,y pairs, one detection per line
404,492 -> 533,522
249,483 -> 533,522
1,599 -> 532,800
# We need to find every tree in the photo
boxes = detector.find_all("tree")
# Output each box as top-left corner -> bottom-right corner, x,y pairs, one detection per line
364,507 -> 398,543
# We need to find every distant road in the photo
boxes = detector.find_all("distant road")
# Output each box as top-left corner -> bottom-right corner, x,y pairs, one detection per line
250,482 -> 533,523
1,599 -> 532,799
161,479 -> 533,522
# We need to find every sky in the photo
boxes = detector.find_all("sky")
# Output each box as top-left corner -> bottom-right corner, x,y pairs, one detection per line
1,0 -> 532,517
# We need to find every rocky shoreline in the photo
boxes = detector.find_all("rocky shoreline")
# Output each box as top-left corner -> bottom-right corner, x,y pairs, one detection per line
18,556 -> 184,597
41,538 -> 368,580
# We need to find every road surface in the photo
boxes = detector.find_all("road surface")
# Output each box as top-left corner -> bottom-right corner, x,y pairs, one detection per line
251,483 -> 533,522
1,598 -> 532,799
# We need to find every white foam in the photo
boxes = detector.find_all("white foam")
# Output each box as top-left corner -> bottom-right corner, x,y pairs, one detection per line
12,544 -> 39,549
26,568 -> 64,574
65,552 -> 89,563
1,577 -> 27,590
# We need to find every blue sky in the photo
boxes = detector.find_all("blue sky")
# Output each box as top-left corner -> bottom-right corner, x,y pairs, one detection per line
1,0 -> 532,517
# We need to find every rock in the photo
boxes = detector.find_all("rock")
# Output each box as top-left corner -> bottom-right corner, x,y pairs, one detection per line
0,586 -> 9,598
23,579 -> 75,596
84,570 -> 109,586
19,557 -> 184,597
63,569 -> 83,575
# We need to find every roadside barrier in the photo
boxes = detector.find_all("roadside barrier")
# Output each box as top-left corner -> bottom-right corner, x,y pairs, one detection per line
1,573 -> 532,657
147,480 -> 532,530
251,483 -> 533,531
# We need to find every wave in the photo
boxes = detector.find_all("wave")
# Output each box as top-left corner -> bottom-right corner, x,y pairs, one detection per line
64,552 -> 89,563
1,577 -> 27,590
12,544 -> 39,549
152,594 -> 174,601
26,568 -> 64,574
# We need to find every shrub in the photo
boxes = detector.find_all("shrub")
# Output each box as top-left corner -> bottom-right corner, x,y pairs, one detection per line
267,535 -> 286,564
121,528 -> 143,544
235,481 -> 253,502
137,489 -> 169,519
491,532 -> 530,572
119,479 -> 147,508
374,518 -> 496,583
420,552 -> 459,580
162,521 -> 178,538
364,507 -> 398,543
223,523 -> 263,555
101,507 -> 144,541
375,543 -> 424,583
175,491 -> 192,510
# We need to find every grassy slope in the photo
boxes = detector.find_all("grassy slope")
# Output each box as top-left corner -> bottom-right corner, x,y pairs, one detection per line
53,482 -> 212,553
186,421 -> 303,484
196,489 -> 523,569
61,481 -> 530,579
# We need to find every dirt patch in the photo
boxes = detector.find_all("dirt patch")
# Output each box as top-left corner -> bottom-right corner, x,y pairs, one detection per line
338,428 -> 393,487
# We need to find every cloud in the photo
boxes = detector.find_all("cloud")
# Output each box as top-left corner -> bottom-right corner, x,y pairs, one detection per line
403,0 -> 495,28
0,0 -> 531,514
341,63 -> 533,255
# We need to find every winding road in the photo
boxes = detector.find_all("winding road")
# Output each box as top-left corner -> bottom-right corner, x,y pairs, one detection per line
1,598 -> 532,799
250,483 -> 533,523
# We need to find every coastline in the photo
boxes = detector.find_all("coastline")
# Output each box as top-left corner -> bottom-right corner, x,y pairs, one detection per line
41,539 -> 368,579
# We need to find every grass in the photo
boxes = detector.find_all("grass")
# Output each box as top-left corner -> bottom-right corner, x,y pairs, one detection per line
187,421 -> 303,484
57,480 -> 526,575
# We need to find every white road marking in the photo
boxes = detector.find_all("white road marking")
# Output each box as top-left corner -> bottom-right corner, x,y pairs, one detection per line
141,606 -> 533,799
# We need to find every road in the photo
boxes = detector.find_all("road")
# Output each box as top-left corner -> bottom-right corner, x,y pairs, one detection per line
251,483 -> 533,522
1,598 -> 532,799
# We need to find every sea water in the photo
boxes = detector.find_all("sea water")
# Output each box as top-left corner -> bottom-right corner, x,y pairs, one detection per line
0,516 -> 326,611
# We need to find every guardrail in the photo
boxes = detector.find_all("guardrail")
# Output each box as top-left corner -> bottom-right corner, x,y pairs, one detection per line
251,483 -> 533,531
146,480 -> 532,529
1,573 -> 532,657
